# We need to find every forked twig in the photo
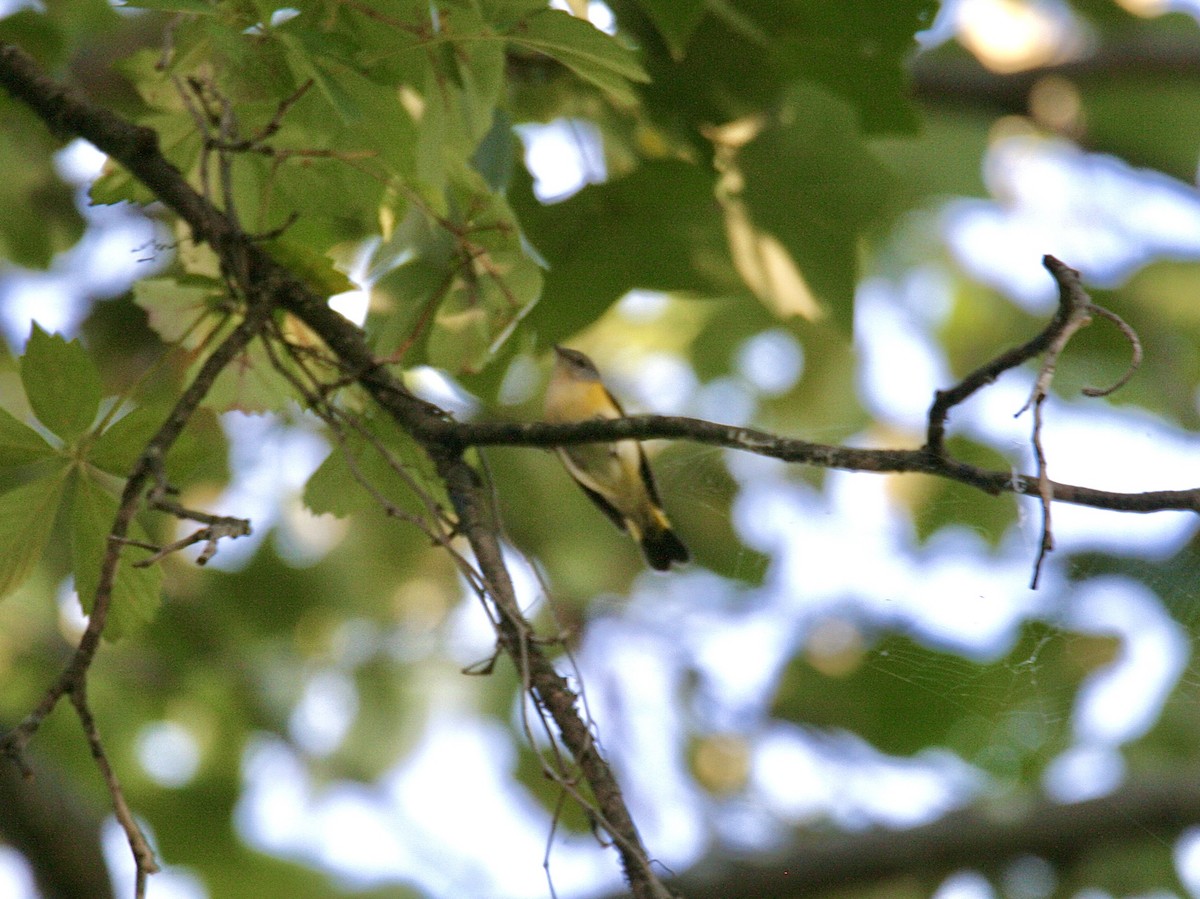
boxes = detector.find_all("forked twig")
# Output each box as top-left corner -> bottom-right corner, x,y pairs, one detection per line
925,255 -> 1144,587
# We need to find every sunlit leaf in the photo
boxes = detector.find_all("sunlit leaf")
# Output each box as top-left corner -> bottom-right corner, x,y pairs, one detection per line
132,276 -> 226,347
200,327 -> 300,415
737,83 -> 899,330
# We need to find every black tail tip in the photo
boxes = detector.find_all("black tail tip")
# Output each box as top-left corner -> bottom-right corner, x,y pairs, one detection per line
642,528 -> 689,571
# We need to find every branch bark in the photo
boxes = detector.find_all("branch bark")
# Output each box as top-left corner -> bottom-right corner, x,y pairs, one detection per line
0,748 -> 115,899
448,415 -> 1200,514
912,33 -> 1200,114
599,777 -> 1200,899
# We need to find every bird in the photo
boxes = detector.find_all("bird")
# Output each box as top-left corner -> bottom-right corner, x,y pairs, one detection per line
544,345 -> 689,571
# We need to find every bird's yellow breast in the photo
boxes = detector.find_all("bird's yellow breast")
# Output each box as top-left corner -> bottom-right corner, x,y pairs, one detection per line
545,375 -> 619,423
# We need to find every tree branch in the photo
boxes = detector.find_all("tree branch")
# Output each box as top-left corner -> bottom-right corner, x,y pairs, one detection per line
0,39 -> 669,899
447,415 -> 1200,514
912,33 -> 1200,114
435,451 -> 674,898
0,746 -> 115,899
602,777 -> 1200,899
1,301 -> 273,893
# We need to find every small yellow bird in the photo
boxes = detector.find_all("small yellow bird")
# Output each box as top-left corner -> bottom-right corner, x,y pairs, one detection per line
545,346 -> 689,571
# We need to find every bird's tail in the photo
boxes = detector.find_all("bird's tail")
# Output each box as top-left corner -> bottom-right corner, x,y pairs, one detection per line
639,519 -> 690,571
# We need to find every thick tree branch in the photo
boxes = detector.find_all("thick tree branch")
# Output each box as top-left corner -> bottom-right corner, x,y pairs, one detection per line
912,34 -> 1200,178
600,777 -> 1200,899
912,33 -> 1200,114
0,748 -> 115,899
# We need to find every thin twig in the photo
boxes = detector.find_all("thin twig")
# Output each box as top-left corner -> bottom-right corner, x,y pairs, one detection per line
924,261 -> 1071,455
216,94 -> 240,231
132,454 -> 253,566
1029,393 -> 1053,588
1082,304 -> 1143,397
1014,256 -> 1094,586
1013,256 -> 1142,586
69,684 -> 158,896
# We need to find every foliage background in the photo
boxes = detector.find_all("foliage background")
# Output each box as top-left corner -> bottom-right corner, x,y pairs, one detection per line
5,0 -> 1200,898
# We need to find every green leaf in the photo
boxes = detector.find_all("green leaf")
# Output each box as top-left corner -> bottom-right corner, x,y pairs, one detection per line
0,406 -> 56,467
0,97 -> 85,268
472,108 -> 516,192
20,324 -> 104,442
278,30 -> 363,124
91,403 -> 230,487
70,473 -> 162,639
0,471 -> 68,599
88,405 -> 163,477
369,257 -> 454,363
634,0 -> 707,59
133,280 -> 293,413
304,415 -> 438,520
369,182 -> 541,371
208,334 -> 298,415
263,241 -> 355,298
628,0 -> 934,136
738,83 -> 899,329
504,8 -> 649,103
513,159 -> 734,346
870,112 -> 991,200
159,406 -> 231,486
428,194 -> 542,373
